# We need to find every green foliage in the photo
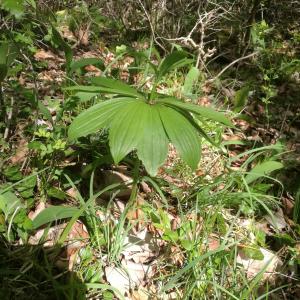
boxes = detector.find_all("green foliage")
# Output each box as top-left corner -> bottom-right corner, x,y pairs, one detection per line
68,51 -> 231,175
0,42 -> 18,83
1,0 -> 25,18
32,206 -> 80,229
70,57 -> 105,74
245,161 -> 284,184
183,66 -> 200,98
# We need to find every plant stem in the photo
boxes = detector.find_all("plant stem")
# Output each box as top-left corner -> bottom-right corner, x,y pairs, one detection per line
0,83 -> 5,123
128,157 -> 140,205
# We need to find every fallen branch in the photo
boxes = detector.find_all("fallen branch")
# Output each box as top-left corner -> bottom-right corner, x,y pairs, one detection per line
208,51 -> 259,82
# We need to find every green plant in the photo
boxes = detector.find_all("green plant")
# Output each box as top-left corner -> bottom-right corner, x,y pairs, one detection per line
68,51 -> 232,176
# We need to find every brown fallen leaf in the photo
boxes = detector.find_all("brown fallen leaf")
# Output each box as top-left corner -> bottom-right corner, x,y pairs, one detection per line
28,220 -> 89,270
34,49 -> 56,61
28,202 -> 45,223
84,64 -> 101,76
10,139 -> 28,165
197,96 -> 211,107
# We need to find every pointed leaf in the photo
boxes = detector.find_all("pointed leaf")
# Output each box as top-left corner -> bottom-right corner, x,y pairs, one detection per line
32,206 -> 81,229
183,66 -> 200,96
245,161 -> 284,184
158,51 -> 192,77
158,105 -> 201,170
136,105 -> 168,176
109,100 -> 149,163
70,58 -> 104,73
234,86 -> 250,112
157,98 -> 232,126
66,85 -> 105,93
74,91 -> 99,102
91,77 -> 143,98
68,98 -> 135,140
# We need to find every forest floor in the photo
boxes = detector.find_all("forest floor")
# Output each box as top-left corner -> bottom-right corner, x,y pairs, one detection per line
1,14 -> 300,300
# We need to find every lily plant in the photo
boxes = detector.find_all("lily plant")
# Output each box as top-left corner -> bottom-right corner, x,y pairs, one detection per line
68,51 -> 232,176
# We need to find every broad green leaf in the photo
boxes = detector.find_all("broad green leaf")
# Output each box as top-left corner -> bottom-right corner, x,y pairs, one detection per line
243,246 -> 264,260
234,86 -> 250,112
158,51 -> 192,77
109,100 -> 149,163
183,66 -> 200,96
16,175 -> 36,198
1,0 -> 25,18
3,165 -> 22,181
47,187 -> 66,200
136,105 -> 168,176
32,206 -> 80,229
158,97 -> 232,126
128,49 -> 158,73
158,105 -> 201,170
178,108 -> 217,146
66,85 -> 105,93
91,77 -> 143,98
0,190 -> 22,217
70,58 -> 104,73
245,161 -> 284,184
68,98 -> 136,140
74,92 -> 99,102
181,239 -> 193,251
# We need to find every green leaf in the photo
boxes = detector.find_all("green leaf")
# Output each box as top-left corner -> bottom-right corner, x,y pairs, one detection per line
234,86 -> 250,112
74,92 -> 99,102
38,101 -> 53,124
158,105 -> 201,170
16,176 -> 36,198
136,105 -> 168,176
245,161 -> 284,184
183,66 -> 200,96
91,77 -> 143,98
68,98 -> 136,140
66,85 -> 105,93
1,0 -> 25,18
70,58 -> 104,73
47,187 -> 66,200
109,100 -> 149,163
242,246 -> 264,260
163,229 -> 179,242
158,98 -> 232,126
0,42 -> 18,82
158,51 -> 192,77
181,239 -> 193,251
0,190 -> 22,217
32,206 -> 81,229
3,166 -> 23,181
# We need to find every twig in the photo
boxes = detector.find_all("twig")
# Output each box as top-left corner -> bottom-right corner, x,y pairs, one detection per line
4,96 -> 14,141
208,51 -> 259,82
137,0 -> 166,52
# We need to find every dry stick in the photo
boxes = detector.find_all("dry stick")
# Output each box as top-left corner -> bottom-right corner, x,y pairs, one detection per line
208,51 -> 259,82
137,0 -> 166,52
4,96 -> 14,141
